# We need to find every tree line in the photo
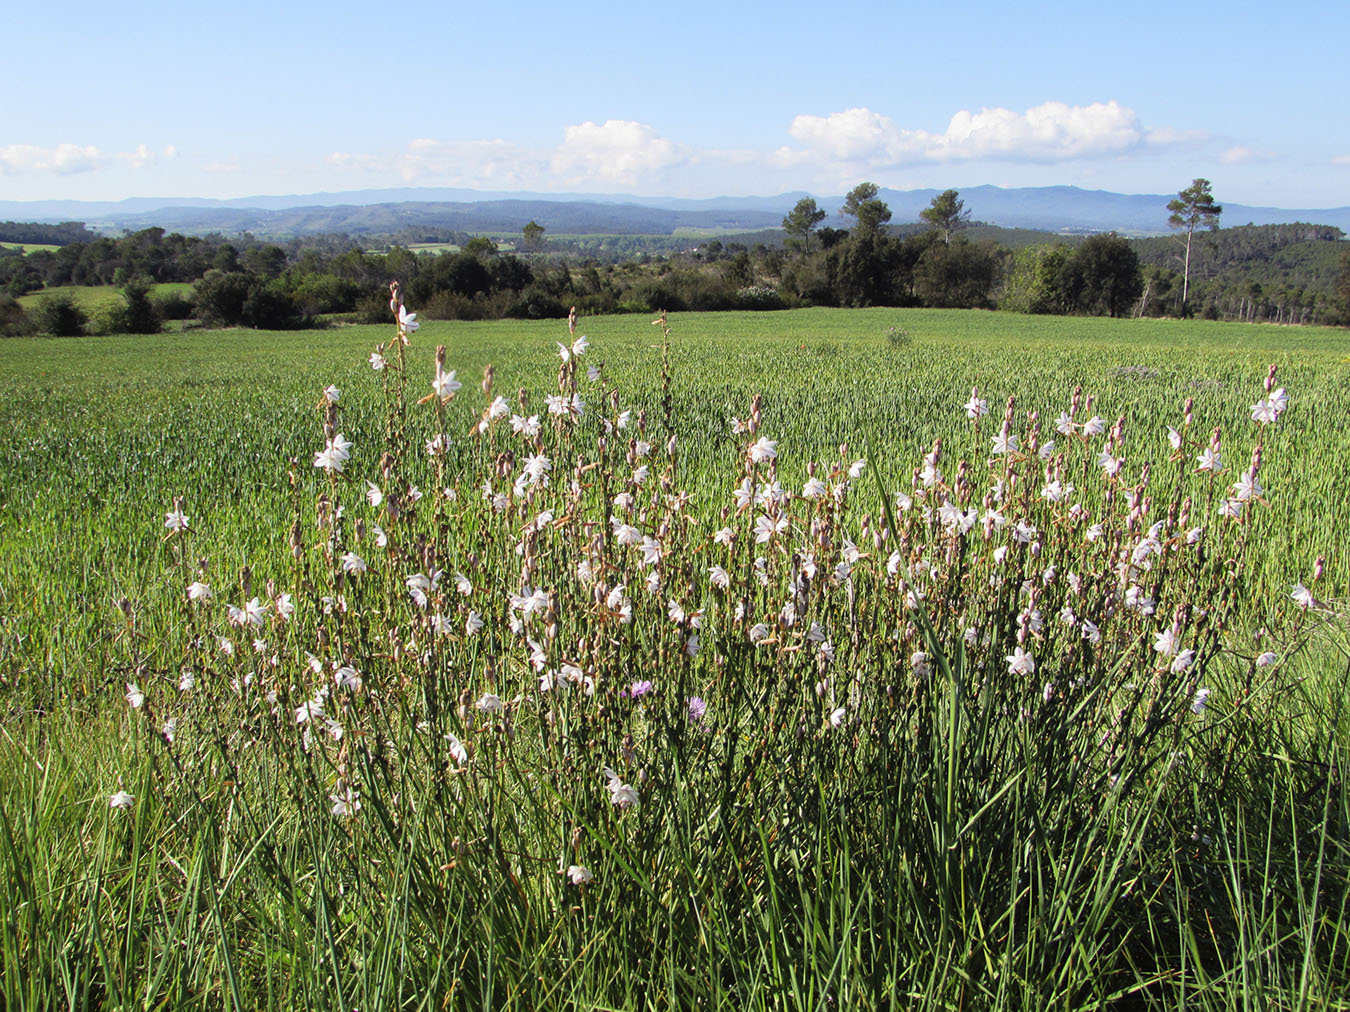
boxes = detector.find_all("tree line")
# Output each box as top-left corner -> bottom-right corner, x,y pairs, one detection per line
2,181 -> 1347,337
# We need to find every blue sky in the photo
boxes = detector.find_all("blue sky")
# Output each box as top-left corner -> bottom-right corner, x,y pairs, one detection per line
4,0 -> 1347,208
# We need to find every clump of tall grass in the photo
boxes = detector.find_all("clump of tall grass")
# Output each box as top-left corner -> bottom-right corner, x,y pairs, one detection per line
1,293 -> 1346,1010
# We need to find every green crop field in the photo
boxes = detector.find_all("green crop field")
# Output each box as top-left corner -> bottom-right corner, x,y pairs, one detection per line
15,281 -> 194,313
1,306 -> 1348,1009
0,241 -> 60,254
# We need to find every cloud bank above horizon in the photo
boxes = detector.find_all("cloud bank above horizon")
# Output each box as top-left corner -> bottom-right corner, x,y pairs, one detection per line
3,100 -> 1346,208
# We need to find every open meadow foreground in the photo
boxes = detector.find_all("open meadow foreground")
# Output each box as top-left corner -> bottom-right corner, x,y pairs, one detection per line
1,304 -> 1348,1010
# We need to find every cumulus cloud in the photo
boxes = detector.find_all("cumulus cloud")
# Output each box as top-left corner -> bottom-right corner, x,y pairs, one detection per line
1,142 -> 178,176
0,143 -> 107,175
550,120 -> 685,186
328,122 -> 687,191
783,101 -> 1192,169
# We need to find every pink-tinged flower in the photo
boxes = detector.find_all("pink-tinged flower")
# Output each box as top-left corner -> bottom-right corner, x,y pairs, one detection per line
603,768 -> 639,808
125,682 -> 144,709
397,305 -> 419,336
687,696 -> 708,722
465,610 -> 484,635
330,784 -> 361,817
1256,651 -> 1278,668
802,477 -> 828,499
109,790 -> 135,810
566,864 -> 593,885
990,430 -> 1018,456
432,366 -> 461,401
341,551 -> 367,574
186,581 -> 212,601
1230,469 -> 1262,502
1191,688 -> 1211,714
1250,398 -> 1279,425
164,507 -> 189,532
709,564 -> 730,590
322,384 -> 341,404
1007,647 -> 1035,676
748,437 -> 778,464
1055,411 -> 1076,436
1153,628 -> 1179,657
965,391 -> 988,420
1167,426 -> 1183,451
1083,416 -> 1107,437
638,536 -> 662,567
369,350 -> 387,371
1291,583 -> 1316,609
476,692 -> 503,713
1170,649 -> 1196,673
445,733 -> 469,764
829,705 -> 847,728
1081,620 -> 1101,645
334,666 -> 362,691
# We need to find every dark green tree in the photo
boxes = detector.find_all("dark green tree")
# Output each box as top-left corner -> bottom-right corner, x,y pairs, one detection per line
782,197 -> 826,254
919,189 -> 971,245
840,183 -> 892,235
122,278 -> 162,334
521,220 -> 546,252
34,293 -> 87,336
1167,178 -> 1222,314
1057,233 -> 1143,318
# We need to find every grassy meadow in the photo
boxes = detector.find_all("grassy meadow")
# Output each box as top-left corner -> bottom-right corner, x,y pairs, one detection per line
1,306 -> 1348,1009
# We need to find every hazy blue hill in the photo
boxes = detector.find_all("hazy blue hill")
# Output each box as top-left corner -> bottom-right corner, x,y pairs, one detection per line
1,185 -> 1346,237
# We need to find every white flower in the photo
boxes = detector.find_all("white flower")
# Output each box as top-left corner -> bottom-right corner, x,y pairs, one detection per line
1055,411 -> 1076,436
454,573 -> 473,596
1081,620 -> 1101,645
748,437 -> 778,464
990,431 -> 1018,456
1250,398 -> 1279,425
572,334 -> 589,357
802,477 -> 827,499
1256,651 -> 1278,668
849,459 -> 867,479
445,733 -> 469,764
476,693 -> 504,713
829,706 -> 847,728
566,864 -> 593,885
749,623 -> 771,644
275,593 -> 294,620
1097,452 -> 1122,477
964,393 -> 988,420
164,507 -> 189,532
1195,447 -> 1221,472
1153,628 -> 1179,656
109,790 -> 135,810
511,413 -> 541,438
1166,425 -> 1182,451
603,767 -> 639,808
1083,416 -> 1106,437
1230,469 -> 1262,502
334,665 -> 362,691
322,384 -> 341,404
179,670 -> 195,692
341,551 -> 367,574
330,784 -> 361,817
1291,583 -> 1316,609
186,581 -> 212,601
638,536 -> 662,567
1171,649 -> 1196,673
125,682 -> 144,709
1191,688 -> 1211,714
432,366 -> 461,400
365,482 -> 383,508
369,351 -> 387,371
398,305 -> 419,335
1007,647 -> 1035,676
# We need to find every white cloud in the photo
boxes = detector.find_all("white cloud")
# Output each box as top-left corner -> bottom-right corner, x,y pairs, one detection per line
1220,145 -> 1276,165
0,143 -> 106,175
0,142 -> 178,176
550,120 -> 684,186
784,101 -> 1186,169
1331,154 -> 1350,167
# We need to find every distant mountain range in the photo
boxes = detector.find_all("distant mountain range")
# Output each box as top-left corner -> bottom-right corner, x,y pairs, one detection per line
3,185 -> 1347,238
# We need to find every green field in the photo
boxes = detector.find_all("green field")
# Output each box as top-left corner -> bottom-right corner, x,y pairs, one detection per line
0,241 -> 60,254
14,281 -> 194,313
1,307 -> 1348,1009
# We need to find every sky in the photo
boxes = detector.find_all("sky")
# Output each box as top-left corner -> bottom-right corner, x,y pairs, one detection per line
4,0 -> 1348,209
